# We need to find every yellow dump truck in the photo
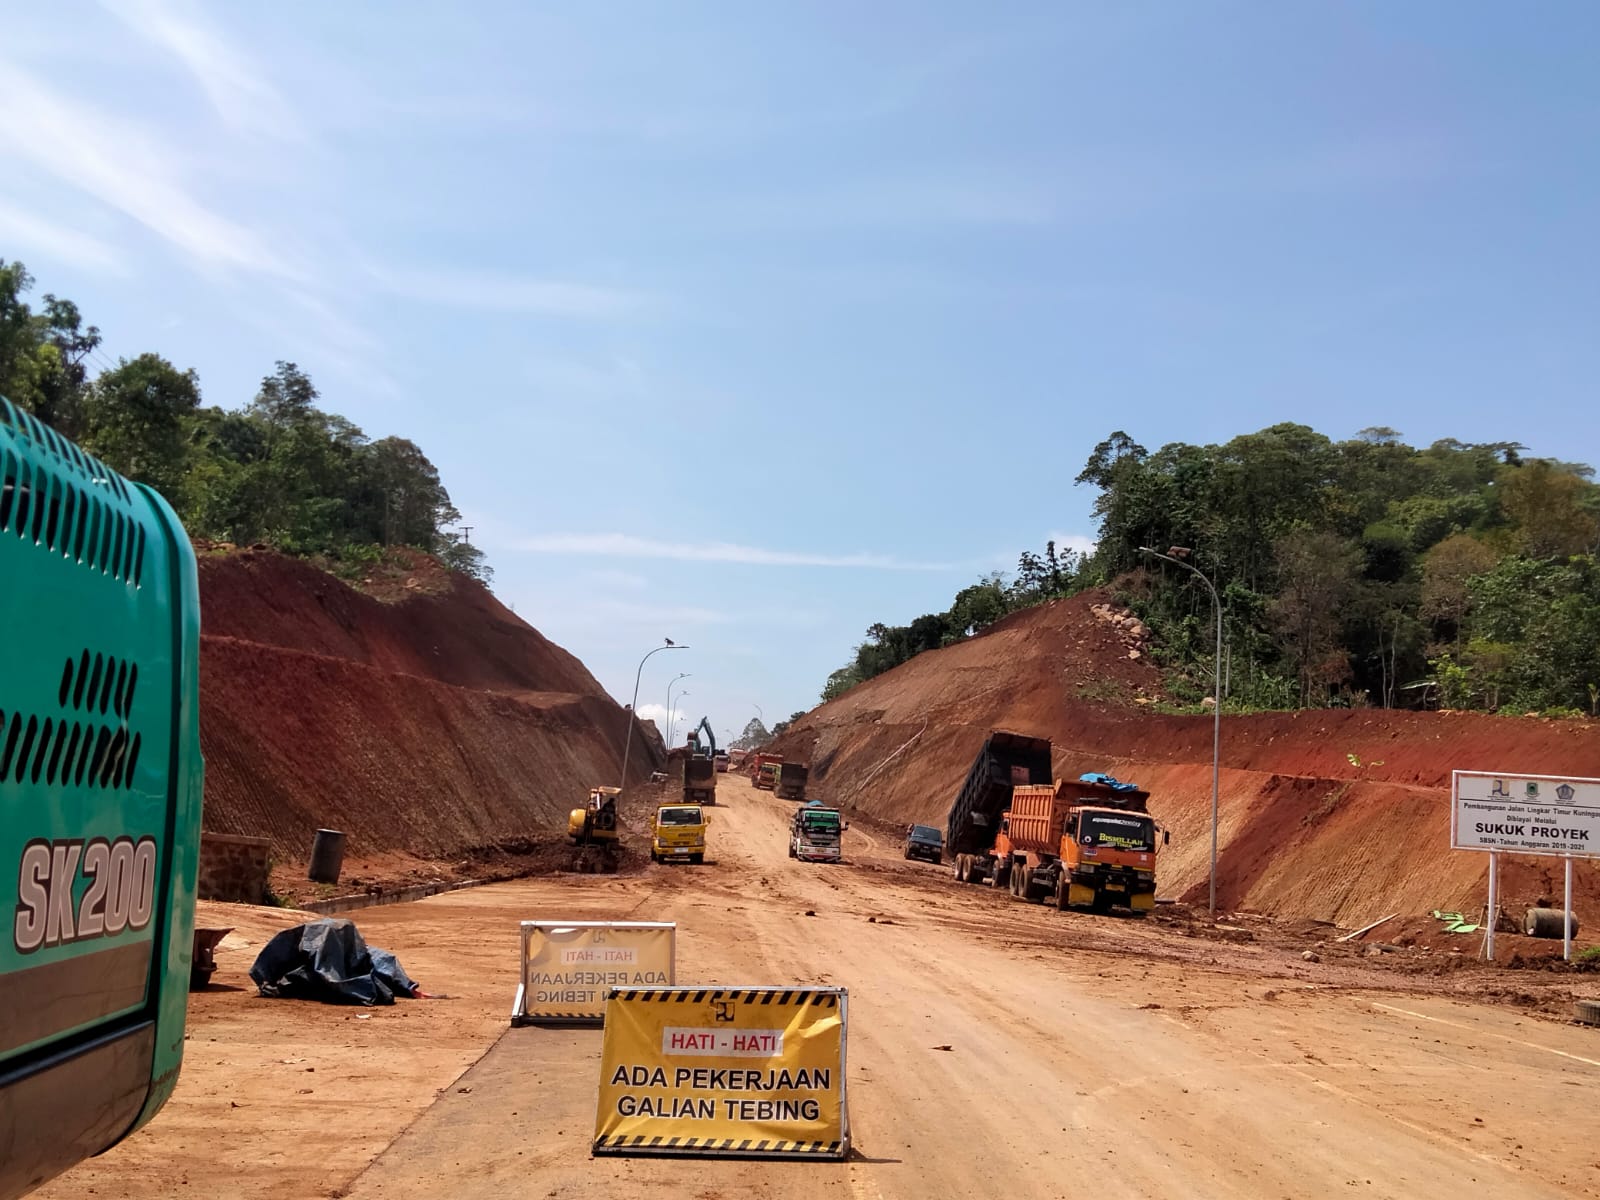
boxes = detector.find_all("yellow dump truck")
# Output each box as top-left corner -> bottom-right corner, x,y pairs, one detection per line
651,802 -> 708,865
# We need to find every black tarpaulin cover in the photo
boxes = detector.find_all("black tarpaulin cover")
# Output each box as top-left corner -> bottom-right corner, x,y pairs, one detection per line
248,918 -> 419,1006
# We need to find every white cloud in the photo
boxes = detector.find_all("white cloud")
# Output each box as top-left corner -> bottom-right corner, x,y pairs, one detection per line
0,197 -> 127,273
0,62 -> 292,278
1044,531 -> 1097,559
373,264 -> 648,318
512,532 -> 953,571
633,702 -> 695,739
99,0 -> 302,141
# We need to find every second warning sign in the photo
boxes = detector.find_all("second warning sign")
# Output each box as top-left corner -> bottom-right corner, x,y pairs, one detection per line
511,921 -> 676,1024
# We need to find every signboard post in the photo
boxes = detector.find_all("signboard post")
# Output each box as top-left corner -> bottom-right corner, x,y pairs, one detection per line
1565,855 -> 1575,961
1451,772 -> 1600,962
592,985 -> 850,1158
511,921 -> 676,1025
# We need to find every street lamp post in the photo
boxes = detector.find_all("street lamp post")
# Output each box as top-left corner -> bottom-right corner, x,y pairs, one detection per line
665,673 -> 690,749
669,693 -> 689,747
621,640 -> 688,788
1140,546 -> 1223,917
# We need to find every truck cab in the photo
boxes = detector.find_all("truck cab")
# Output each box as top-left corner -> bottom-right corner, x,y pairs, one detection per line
954,771 -> 1165,914
789,804 -> 844,863
651,803 -> 708,865
754,758 -> 781,791
1057,807 -> 1162,912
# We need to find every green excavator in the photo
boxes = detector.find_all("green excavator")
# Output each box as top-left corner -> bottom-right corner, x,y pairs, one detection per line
1,397 -> 204,1198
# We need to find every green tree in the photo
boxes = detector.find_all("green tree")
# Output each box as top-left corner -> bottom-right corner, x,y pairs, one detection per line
732,718 -> 771,749
0,260 -> 100,437
1419,534 -> 1498,647
769,711 -> 808,738
821,666 -> 861,703
363,436 -> 460,547
82,354 -> 202,501
947,575 -> 1009,639
437,532 -> 492,584
1498,460 -> 1600,559
1270,530 -> 1363,705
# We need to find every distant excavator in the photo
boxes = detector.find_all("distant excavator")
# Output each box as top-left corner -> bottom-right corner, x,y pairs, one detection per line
685,716 -> 716,759
568,785 -> 622,872
683,717 -> 718,803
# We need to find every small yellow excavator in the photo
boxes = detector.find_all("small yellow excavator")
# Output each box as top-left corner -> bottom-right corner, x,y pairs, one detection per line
568,785 -> 622,872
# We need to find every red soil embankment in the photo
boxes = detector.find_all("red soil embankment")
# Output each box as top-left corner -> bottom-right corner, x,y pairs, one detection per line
775,590 -> 1600,928
197,549 -> 658,862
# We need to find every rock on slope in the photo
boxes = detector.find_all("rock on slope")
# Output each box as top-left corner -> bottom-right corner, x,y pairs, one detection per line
197,548 -> 659,861
774,589 -> 1600,926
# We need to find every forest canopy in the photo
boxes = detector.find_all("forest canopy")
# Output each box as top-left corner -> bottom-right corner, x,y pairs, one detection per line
0,258 -> 488,581
821,424 -> 1599,717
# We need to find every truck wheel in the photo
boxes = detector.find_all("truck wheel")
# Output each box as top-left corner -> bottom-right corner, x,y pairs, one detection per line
954,855 -> 967,882
1014,867 -> 1031,899
1055,880 -> 1070,910
992,860 -> 1012,890
788,843 -> 796,859
690,854 -> 704,865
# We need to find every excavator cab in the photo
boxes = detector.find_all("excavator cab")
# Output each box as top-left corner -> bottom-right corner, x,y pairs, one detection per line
687,717 -> 716,759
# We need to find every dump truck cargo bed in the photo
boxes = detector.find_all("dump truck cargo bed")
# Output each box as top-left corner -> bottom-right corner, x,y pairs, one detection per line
945,731 -> 1053,855
683,758 -> 717,802
774,763 -> 810,800
1004,779 -> 1151,854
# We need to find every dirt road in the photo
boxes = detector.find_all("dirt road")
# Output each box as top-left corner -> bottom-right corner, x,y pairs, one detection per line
45,773 -> 1600,1199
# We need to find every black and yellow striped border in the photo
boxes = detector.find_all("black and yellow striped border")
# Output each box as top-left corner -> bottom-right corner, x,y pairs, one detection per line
606,987 -> 842,1006
512,1012 -> 604,1026
593,1134 -> 846,1158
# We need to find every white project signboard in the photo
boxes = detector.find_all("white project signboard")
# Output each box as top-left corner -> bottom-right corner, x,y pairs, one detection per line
1451,772 -> 1600,859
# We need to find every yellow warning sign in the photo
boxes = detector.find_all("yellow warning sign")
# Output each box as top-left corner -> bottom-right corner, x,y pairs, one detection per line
592,986 -> 850,1158
512,922 -> 675,1024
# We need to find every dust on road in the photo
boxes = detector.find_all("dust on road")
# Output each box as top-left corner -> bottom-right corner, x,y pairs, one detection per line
43,774 -> 1600,1200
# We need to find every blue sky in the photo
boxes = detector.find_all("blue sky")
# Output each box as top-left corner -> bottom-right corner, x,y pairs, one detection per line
4,2 -> 1598,742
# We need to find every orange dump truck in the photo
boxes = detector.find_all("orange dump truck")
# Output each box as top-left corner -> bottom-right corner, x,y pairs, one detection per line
954,775 -> 1166,913
750,752 -> 783,790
